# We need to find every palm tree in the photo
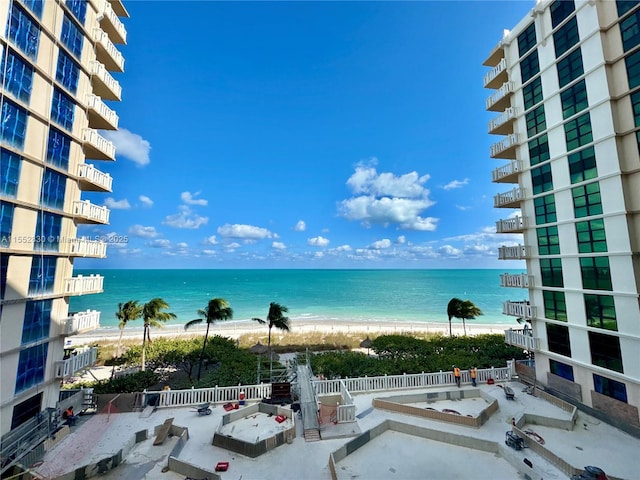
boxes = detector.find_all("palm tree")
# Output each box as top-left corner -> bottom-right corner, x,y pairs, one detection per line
447,298 -> 483,336
114,300 -> 142,358
184,298 -> 233,382
447,298 -> 463,337
252,302 -> 291,352
141,298 -> 176,371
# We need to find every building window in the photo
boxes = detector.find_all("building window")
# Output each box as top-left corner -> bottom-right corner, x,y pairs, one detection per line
1,149 -> 22,197
0,201 -> 15,243
585,294 -> 617,331
625,50 -> 640,89
518,22 -> 537,57
0,254 -> 8,298
15,344 -> 48,394
51,88 -> 75,132
28,255 -> 56,296
528,134 -> 550,166
593,374 -> 627,403
537,226 -> 560,255
553,17 -> 580,58
21,300 -> 52,344
558,48 -> 584,88
617,1 -> 638,17
1,99 -> 28,149
55,50 -> 80,94
46,128 -> 71,170
541,258 -> 564,287
520,50 -> 540,84
550,359 -> 574,381
40,169 -> 66,210
523,77 -> 543,110
534,194 -> 557,225
543,290 -> 567,321
6,4 -> 40,60
65,0 -> 87,25
568,146 -> 597,184
580,256 -> 612,291
1,49 -> 34,102
551,0 -> 575,28
564,112 -> 592,152
20,0 -> 44,18
546,323 -> 571,357
35,212 -> 62,252
561,80 -> 588,119
526,105 -> 547,137
589,331 -> 623,373
572,181 -> 602,218
632,90 -> 640,127
531,163 -> 553,194
60,15 -> 84,59
576,218 -> 607,253
620,9 -> 640,52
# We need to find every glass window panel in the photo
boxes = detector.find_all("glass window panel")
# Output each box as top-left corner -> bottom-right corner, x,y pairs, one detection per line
523,77 -> 543,110
28,256 -> 56,296
589,331 -> 623,373
561,80 -> 588,119
547,322 -> 571,356
626,50 -> 640,89
518,23 -> 537,57
580,256 -> 612,291
572,181 -> 603,218
537,225 -> 560,255
40,169 -> 66,210
50,88 -> 75,131
21,300 -> 52,344
0,100 -> 28,150
534,194 -> 557,225
15,344 -> 48,394
1,49 -> 34,102
0,201 -> 15,241
554,17 -> 580,58
65,0 -> 87,25
1,148 -> 22,197
568,146 -> 597,184
520,50 -> 540,84
620,10 -> 640,52
550,359 -> 574,381
46,128 -> 71,170
6,5 -> 40,60
526,105 -> 547,137
528,134 -> 550,166
20,0 -> 44,18
34,212 -> 61,252
541,258 -> 564,287
558,48 -> 584,88
576,218 -> 607,253
585,294 -> 617,331
543,290 -> 567,321
593,373 -> 627,403
531,163 -> 553,194
60,15 -> 84,59
55,50 -> 80,94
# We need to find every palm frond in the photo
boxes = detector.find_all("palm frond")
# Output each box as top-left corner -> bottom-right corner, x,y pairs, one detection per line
185,318 -> 203,330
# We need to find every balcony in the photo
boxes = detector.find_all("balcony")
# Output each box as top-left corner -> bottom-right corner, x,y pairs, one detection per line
488,107 -> 516,135
78,163 -> 112,192
496,215 -> 526,233
503,300 -> 536,319
486,81 -> 515,112
82,128 -> 116,160
64,310 -> 101,335
97,0 -> 127,44
484,58 -> 507,89
64,274 -> 104,296
64,237 -> 107,258
93,27 -> 124,72
500,273 -> 533,288
73,200 -> 110,224
498,244 -> 531,260
504,328 -> 540,352
490,133 -> 519,159
86,93 -> 118,130
89,61 -> 122,101
483,41 -> 505,68
108,0 -> 130,17
492,160 -> 521,184
54,347 -> 98,379
494,187 -> 523,208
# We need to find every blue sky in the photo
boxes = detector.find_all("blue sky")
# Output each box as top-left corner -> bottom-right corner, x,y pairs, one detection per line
79,1 -> 532,270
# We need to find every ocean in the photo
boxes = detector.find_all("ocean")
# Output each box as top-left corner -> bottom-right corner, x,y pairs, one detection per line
69,269 -> 525,329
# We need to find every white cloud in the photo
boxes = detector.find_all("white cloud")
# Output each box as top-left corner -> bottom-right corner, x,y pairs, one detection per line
139,195 -> 153,208
455,205 -> 471,211
181,191 -> 208,206
104,197 -> 131,210
442,178 -> 470,190
217,224 -> 275,240
148,239 -> 171,248
101,128 -> 151,166
346,162 -> 430,198
176,242 -> 188,249
117,248 -> 142,255
308,236 -> 330,247
396,235 -> 406,244
294,220 -> 306,232
203,249 -> 217,255
272,241 -> 286,250
371,238 -> 392,249
333,244 -> 352,252
203,235 -> 218,245
128,224 -> 159,238
163,206 -> 208,229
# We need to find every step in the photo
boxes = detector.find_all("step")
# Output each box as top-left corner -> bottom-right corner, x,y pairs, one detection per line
153,417 -> 174,445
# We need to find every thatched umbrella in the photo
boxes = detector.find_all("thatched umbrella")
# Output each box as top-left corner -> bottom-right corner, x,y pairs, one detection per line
250,341 -> 269,355
360,336 -> 373,356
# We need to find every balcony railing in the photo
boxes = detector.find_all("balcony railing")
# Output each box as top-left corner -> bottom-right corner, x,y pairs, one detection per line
498,244 -> 530,260
496,215 -> 526,233
500,273 -> 533,288
490,133 -> 519,159
82,128 -> 116,160
54,347 -> 98,379
97,0 -> 127,44
92,27 -> 124,72
484,58 -> 507,89
89,61 -> 122,101
85,93 -> 118,130
63,237 -> 107,258
492,160 -> 521,183
73,200 -> 110,224
504,328 -> 540,352
64,310 -> 101,335
503,301 -> 536,319
488,107 -> 516,135
77,163 -> 113,192
486,81 -> 515,111
494,187 -> 523,208
64,274 -> 104,296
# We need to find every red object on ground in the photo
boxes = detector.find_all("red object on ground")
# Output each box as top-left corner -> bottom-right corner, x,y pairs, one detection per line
487,378 -> 495,384
223,403 -> 234,411
234,403 -> 239,409
275,414 -> 286,423
215,462 -> 229,472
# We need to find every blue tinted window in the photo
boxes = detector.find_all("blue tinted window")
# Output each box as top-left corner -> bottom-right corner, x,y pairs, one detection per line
22,300 -> 52,344
549,359 -> 574,381
19,0 -> 44,18
620,10 -> 640,52
35,212 -> 61,252
1,149 -> 22,197
65,0 -> 87,25
626,50 -> 640,89
6,5 -> 40,60
593,373 -> 627,403
51,88 -> 75,131
1,49 -> 34,102
0,201 -> 15,242
520,50 -> 540,83
40,169 -> 66,210
28,255 -> 56,295
0,100 -> 28,149
15,343 -> 48,394
46,128 -> 71,170
56,50 -> 80,94
0,254 -> 8,298
60,15 -> 84,59
550,0 -> 575,28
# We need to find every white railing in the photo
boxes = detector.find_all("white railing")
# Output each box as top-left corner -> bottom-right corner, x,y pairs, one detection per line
492,160 -> 522,183
500,273 -> 533,288
85,93 -> 119,129
484,58 -> 506,87
503,301 -> 536,319
488,107 -> 516,133
97,0 -> 127,44
496,215 -> 526,233
64,310 -> 101,335
486,81 -> 515,110
77,163 -> 113,191
144,383 -> 274,408
54,347 -> 98,379
494,187 -> 523,207
82,128 -> 116,160
73,200 -> 110,224
504,329 -> 539,351
498,244 -> 530,260
89,61 -> 122,100
92,27 -> 125,71
64,237 -> 107,257
490,133 -> 519,158
64,274 -> 104,295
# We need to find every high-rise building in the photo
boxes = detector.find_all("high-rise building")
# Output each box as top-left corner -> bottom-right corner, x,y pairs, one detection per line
0,0 -> 127,443
487,0 -> 640,430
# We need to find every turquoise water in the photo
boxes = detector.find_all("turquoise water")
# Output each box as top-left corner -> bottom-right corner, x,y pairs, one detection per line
69,269 -> 525,329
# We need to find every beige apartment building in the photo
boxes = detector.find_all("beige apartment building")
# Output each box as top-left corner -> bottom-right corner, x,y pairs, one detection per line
489,0 -> 640,430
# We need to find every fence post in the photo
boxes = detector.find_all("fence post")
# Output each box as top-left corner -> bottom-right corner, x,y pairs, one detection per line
439,370 -> 444,386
